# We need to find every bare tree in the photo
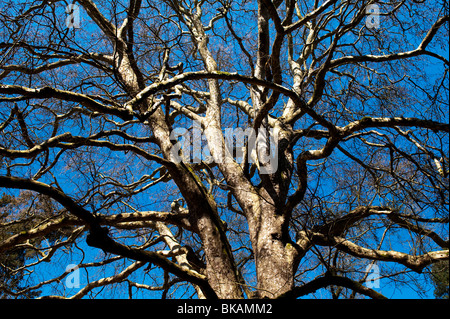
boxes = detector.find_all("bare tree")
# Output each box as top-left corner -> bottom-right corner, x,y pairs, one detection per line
0,0 -> 448,299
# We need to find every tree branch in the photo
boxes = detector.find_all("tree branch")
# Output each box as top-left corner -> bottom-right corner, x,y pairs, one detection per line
328,15 -> 450,69
0,84 -> 134,120
312,233 -> 449,273
278,274 -> 387,299
0,175 -> 216,298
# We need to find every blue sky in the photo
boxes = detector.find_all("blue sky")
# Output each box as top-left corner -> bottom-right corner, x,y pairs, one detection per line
1,0 -> 448,300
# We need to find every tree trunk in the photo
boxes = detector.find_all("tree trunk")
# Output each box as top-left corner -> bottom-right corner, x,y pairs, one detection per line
116,48 -> 244,298
150,115 -> 244,299
241,189 -> 298,298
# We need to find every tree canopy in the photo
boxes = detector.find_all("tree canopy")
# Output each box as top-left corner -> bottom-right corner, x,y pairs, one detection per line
430,260 -> 449,299
0,0 -> 448,299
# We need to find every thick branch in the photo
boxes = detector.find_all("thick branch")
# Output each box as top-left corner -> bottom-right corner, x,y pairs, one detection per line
0,84 -> 133,120
343,117 -> 449,134
0,175 -> 216,298
278,274 -> 387,299
312,233 -> 449,273
84,225 -> 217,299
0,176 -> 98,226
